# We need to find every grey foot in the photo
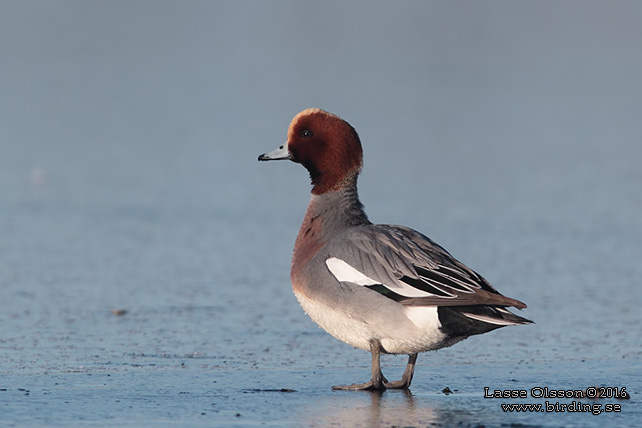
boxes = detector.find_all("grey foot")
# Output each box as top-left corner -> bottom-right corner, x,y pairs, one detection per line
383,379 -> 410,389
332,379 -> 386,391
384,353 -> 417,389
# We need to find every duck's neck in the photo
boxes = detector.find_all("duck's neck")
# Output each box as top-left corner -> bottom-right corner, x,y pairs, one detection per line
304,180 -> 371,234
292,180 -> 370,272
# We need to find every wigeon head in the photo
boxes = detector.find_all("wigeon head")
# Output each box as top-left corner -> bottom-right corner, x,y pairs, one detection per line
259,108 -> 363,194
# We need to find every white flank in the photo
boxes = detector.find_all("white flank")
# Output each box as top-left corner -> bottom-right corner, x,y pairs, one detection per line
404,306 -> 442,330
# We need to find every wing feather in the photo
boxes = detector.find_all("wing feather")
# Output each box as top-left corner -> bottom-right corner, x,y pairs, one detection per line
324,224 -> 527,310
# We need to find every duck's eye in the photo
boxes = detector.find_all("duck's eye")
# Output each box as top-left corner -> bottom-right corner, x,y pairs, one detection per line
300,129 -> 312,138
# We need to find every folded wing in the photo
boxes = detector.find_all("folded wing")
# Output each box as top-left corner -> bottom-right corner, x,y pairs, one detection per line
325,224 -> 532,327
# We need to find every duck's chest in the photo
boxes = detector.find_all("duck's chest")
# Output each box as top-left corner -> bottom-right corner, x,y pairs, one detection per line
290,212 -> 327,294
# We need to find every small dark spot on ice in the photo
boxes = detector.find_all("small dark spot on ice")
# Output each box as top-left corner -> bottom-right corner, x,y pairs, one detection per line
501,423 -> 542,427
442,387 -> 453,395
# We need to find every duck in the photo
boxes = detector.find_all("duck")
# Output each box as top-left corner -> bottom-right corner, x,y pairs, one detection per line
259,108 -> 532,390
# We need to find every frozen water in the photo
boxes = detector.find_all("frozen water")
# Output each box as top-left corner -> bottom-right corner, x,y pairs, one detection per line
1,1 -> 641,426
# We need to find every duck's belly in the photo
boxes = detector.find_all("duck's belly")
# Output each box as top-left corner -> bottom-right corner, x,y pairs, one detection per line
294,291 -> 457,354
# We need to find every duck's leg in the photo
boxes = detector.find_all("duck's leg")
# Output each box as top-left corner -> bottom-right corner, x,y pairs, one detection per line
332,339 -> 386,391
384,353 -> 418,389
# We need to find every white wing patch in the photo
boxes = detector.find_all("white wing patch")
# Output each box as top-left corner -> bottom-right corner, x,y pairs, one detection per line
325,257 -> 440,298
325,257 -> 379,286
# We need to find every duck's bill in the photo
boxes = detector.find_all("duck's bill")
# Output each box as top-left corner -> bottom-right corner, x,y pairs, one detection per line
258,143 -> 291,161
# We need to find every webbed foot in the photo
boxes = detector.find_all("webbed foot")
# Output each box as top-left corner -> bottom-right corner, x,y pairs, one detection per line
383,353 -> 417,390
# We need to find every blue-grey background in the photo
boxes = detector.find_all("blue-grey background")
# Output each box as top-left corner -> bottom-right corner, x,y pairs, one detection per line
1,1 -> 640,426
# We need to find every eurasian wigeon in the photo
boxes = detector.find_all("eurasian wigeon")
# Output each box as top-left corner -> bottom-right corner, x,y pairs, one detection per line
259,108 -> 532,391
